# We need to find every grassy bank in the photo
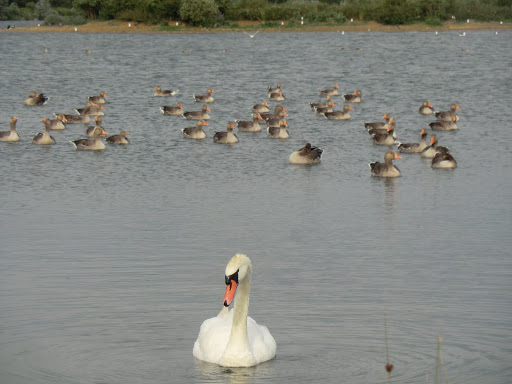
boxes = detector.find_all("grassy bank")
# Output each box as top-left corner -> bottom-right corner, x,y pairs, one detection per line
2,19 -> 511,33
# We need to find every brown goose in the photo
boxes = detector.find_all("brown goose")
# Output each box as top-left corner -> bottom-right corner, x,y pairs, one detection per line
24,92 -> 50,106
193,88 -> 215,103
397,128 -> 428,153
364,113 -> 392,130
429,115 -> 457,131
86,116 -> 107,137
369,151 -> 402,177
267,120 -> 290,139
372,124 -> 396,146
267,83 -> 281,94
289,143 -> 323,164
420,135 -> 450,158
323,104 -> 353,120
76,101 -> 104,116
252,100 -> 270,113
70,126 -> 106,150
183,105 -> 211,120
259,105 -> 287,121
88,91 -> 107,104
319,83 -> 340,96
431,152 -> 457,168
269,90 -> 285,101
32,118 -> 56,145
0,116 -> 20,142
106,130 -> 130,144
49,114 -> 67,130
213,122 -> 238,144
314,100 -> 335,115
182,120 -> 207,139
153,86 -> 179,96
435,103 -> 460,122
236,114 -> 262,132
310,95 -> 332,110
57,103 -> 97,124
343,89 -> 362,103
367,117 -> 397,139
419,100 -> 434,114
160,102 -> 184,116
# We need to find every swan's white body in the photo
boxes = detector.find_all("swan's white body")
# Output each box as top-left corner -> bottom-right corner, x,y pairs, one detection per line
193,253 -> 276,367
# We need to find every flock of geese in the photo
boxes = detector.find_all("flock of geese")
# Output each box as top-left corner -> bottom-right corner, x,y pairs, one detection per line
1,84 -> 459,174
1,90 -> 130,149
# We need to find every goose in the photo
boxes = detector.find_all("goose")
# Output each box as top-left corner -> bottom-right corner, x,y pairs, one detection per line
193,253 -> 276,367
252,100 -> 270,113
429,115 -> 457,131
48,114 -> 67,130
106,130 -> 130,144
88,91 -> 107,104
289,143 -> 323,164
193,88 -> 215,103
372,124 -> 396,146
57,103 -> 97,124
367,117 -> 396,138
419,100 -> 434,114
76,101 -> 104,116
182,120 -> 207,139
369,150 -> 402,177
213,122 -> 238,144
314,100 -> 335,115
266,116 -> 286,128
70,126 -> 106,150
259,105 -> 287,121
160,102 -> 184,116
0,116 -> 20,142
364,113 -> 392,130
267,83 -> 281,94
420,135 -> 450,158
153,86 -> 179,96
86,116 -> 107,137
183,105 -> 211,120
267,120 -> 290,139
322,104 -> 353,120
23,92 -> 50,106
435,103 -> 460,122
32,118 -> 56,145
319,83 -> 340,96
236,114 -> 262,132
431,152 -> 457,168
310,95 -> 332,110
269,90 -> 285,101
343,89 -> 362,103
397,128 -> 428,153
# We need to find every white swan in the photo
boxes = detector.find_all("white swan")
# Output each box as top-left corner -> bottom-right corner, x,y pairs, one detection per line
193,253 -> 276,367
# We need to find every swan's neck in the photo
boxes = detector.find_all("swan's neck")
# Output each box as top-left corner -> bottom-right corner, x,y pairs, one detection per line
230,267 -> 251,343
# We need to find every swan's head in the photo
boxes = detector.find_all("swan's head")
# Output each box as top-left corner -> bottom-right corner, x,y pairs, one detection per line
223,253 -> 251,307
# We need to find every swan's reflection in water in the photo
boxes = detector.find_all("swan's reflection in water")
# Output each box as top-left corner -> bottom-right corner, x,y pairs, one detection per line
194,358 -> 276,384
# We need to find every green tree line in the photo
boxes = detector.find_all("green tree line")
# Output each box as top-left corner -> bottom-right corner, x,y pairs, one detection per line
2,0 -> 511,27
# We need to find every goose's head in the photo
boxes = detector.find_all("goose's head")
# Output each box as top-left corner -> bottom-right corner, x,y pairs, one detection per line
223,253 -> 251,307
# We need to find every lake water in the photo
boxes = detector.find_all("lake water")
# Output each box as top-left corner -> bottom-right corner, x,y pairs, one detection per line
1,30 -> 511,384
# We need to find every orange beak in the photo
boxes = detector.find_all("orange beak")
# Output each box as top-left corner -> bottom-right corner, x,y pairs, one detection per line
382,113 -> 389,119
283,111 -> 288,117
202,121 -> 208,126
352,91 -> 357,95
349,106 -> 354,111
206,106 -> 211,111
102,129 -> 108,135
223,280 -> 238,307
394,153 -> 402,159
456,105 -> 460,110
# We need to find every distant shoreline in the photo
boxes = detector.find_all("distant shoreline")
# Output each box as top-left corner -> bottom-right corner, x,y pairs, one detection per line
2,19 -> 511,34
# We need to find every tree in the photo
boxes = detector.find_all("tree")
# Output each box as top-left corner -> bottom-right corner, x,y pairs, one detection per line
73,0 -> 102,19
34,0 -> 52,19
180,0 -> 220,27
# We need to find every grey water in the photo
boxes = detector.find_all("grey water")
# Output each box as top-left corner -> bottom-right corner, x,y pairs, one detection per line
0,30 -> 511,384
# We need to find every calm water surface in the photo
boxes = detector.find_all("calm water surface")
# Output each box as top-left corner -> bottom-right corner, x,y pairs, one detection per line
0,30 -> 511,384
